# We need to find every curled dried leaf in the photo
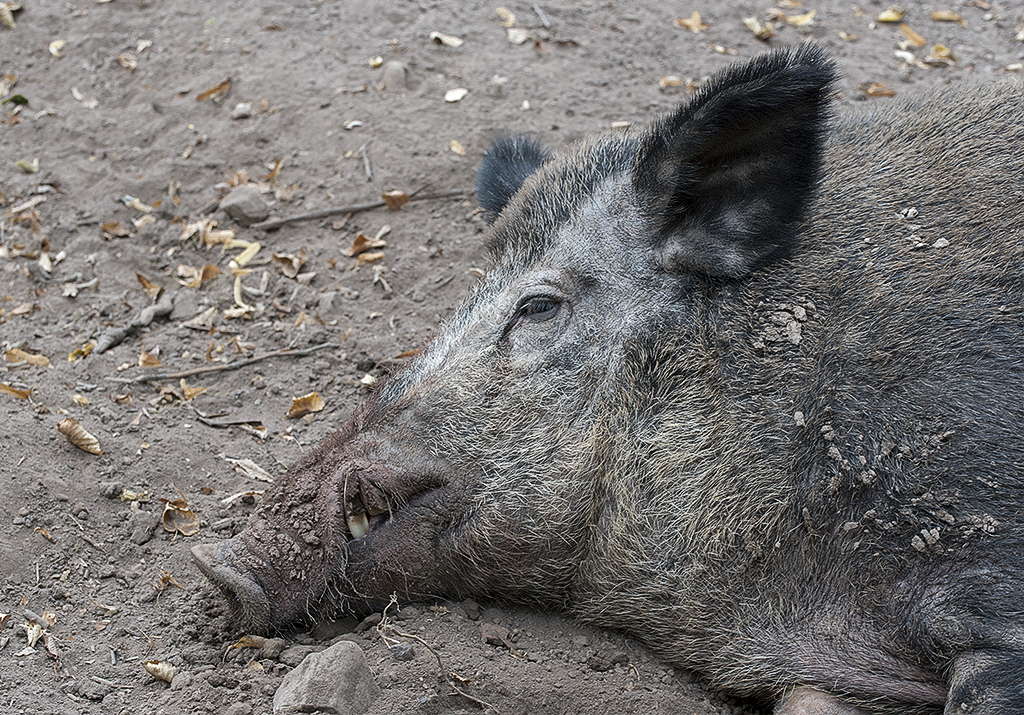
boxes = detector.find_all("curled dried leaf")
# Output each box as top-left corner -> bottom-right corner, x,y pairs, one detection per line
286,392 -> 326,419
862,82 -> 896,97
448,140 -> 466,156
930,10 -> 965,25
143,660 -> 178,684
68,341 -> 95,362
877,6 -> 905,22
57,418 -> 103,454
346,233 -> 387,257
357,250 -> 386,267
224,456 -> 275,483
742,17 -> 775,40
23,621 -> 43,647
160,493 -> 200,537
429,31 -> 464,47
135,271 -> 162,298
139,346 -> 163,368
272,250 -> 307,278
179,378 -> 208,401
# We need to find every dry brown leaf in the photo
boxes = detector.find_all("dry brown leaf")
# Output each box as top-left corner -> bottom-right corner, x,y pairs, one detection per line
160,492 -> 200,536
154,570 -> 186,590
899,23 -> 927,47
200,264 -> 221,282
196,77 -> 232,102
286,392 -> 326,419
71,394 -> 90,406
135,271 -> 162,298
34,527 -> 55,543
143,660 -> 178,684
100,221 -> 130,238
112,393 -> 131,405
448,140 -> 466,156
179,378 -> 208,401
395,348 -> 421,359
43,632 -> 61,659
224,456 -> 275,483
345,233 -> 387,256
930,10 -> 965,25
0,3 -> 21,30
659,75 -> 684,90
272,250 -> 307,278
5,348 -> 49,367
182,306 -> 217,331
138,346 -> 162,368
57,418 -> 103,454
877,6 -> 905,22
673,11 -> 709,33
924,45 -> 956,66
383,189 -> 411,210
262,158 -> 283,182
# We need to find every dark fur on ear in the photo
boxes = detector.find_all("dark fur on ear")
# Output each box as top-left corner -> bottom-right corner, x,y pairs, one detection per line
475,135 -> 552,223
634,44 -> 837,279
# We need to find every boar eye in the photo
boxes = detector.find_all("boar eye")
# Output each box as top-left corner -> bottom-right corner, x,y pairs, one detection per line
514,296 -> 561,324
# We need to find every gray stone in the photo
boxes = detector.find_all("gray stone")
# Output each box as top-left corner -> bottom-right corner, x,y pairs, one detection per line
261,637 -> 288,660
380,61 -> 409,91
273,641 -> 380,715
220,184 -> 269,226
224,703 -> 252,715
278,644 -> 322,667
230,102 -> 253,120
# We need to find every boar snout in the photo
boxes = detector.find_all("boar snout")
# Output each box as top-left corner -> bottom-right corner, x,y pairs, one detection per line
192,541 -> 273,633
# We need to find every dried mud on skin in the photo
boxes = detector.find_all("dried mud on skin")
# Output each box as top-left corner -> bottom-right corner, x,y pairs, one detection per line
1,2 -> 1022,714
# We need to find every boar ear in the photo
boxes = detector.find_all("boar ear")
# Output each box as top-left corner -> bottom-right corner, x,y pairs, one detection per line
633,45 -> 836,279
475,135 -> 551,223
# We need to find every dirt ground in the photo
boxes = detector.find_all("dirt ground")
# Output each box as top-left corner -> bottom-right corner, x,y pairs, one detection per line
1,1 -> 1022,714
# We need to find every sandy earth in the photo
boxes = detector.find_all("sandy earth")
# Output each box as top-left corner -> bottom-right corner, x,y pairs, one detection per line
1,1 -> 1022,714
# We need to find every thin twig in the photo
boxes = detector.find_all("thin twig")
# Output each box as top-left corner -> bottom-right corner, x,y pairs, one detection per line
358,140 -> 373,181
94,292 -> 175,354
377,596 -> 499,713
250,187 -> 467,232
532,3 -> 551,28
103,342 -> 338,384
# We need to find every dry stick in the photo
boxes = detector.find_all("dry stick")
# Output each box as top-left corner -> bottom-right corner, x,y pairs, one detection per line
379,621 -> 499,713
532,2 -> 551,28
358,140 -> 373,181
94,291 -> 175,354
104,342 -> 338,384
250,187 -> 467,232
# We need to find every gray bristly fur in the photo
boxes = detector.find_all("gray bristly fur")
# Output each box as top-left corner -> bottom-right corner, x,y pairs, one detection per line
194,46 -> 1024,715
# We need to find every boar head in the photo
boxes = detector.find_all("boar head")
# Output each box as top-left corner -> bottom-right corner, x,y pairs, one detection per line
192,45 -> 835,634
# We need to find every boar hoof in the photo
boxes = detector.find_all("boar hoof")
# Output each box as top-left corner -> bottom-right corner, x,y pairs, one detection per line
192,542 -> 271,632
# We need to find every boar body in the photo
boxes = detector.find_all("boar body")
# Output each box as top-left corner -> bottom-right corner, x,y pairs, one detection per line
193,47 -> 1024,714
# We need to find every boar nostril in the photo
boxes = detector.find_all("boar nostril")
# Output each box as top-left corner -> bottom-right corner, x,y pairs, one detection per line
191,543 -> 272,633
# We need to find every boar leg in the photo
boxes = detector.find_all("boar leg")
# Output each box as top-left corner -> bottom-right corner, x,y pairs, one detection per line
774,688 -> 868,715
945,650 -> 1024,714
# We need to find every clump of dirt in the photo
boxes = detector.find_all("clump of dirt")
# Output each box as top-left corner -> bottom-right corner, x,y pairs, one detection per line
1,2 -> 1022,714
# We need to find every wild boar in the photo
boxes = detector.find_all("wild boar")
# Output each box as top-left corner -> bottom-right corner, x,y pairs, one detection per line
193,45 -> 1024,714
